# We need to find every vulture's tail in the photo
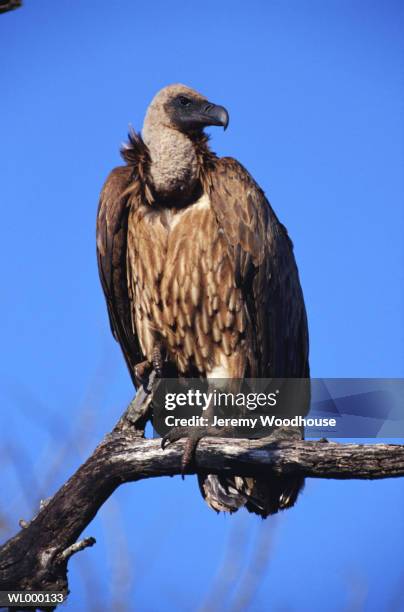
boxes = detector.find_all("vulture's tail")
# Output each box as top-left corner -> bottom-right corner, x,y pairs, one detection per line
196,378 -> 308,516
198,473 -> 305,517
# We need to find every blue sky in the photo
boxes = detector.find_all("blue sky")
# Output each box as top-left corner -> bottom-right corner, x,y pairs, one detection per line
0,1 -> 403,611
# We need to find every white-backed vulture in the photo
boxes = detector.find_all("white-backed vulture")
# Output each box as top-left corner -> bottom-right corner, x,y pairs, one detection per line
96,84 -> 310,517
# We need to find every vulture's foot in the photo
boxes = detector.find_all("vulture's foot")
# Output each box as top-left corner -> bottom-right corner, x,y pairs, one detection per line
161,425 -> 234,476
134,346 -> 164,388
134,360 -> 152,389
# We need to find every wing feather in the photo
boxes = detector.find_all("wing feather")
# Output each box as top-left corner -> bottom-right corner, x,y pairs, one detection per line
208,157 -> 309,379
96,166 -> 142,386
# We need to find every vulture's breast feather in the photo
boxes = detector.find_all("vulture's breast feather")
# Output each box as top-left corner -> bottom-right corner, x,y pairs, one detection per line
126,192 -> 247,375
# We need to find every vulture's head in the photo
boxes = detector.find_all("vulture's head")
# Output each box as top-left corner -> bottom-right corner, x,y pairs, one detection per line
142,84 -> 229,137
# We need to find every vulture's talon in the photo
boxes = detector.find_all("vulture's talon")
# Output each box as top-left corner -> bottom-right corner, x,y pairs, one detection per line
161,426 -> 189,450
160,434 -> 170,450
161,426 -> 205,476
161,425 -> 235,476
134,360 -> 152,389
181,437 -> 199,476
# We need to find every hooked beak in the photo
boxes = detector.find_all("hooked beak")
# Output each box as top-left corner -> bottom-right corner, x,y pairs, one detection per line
201,102 -> 229,130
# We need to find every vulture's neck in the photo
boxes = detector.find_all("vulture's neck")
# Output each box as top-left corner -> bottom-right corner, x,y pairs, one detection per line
142,124 -> 199,202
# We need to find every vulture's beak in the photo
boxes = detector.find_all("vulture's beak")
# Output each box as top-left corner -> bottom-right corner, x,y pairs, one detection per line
202,102 -> 229,130
172,96 -> 230,132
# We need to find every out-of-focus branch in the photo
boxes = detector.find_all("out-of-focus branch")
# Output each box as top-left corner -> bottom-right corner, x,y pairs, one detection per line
0,373 -> 403,609
0,0 -> 22,14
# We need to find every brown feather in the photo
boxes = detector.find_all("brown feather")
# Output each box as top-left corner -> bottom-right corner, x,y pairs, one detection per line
96,165 -> 144,386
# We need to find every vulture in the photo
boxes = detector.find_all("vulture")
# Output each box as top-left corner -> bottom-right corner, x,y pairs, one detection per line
96,84 -> 310,517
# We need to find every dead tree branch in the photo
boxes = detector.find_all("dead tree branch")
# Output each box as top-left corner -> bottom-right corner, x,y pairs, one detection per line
0,374 -> 403,608
0,0 -> 22,14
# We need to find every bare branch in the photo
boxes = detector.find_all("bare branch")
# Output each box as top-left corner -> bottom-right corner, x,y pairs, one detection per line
58,537 -> 96,563
0,0 -> 21,14
0,375 -> 403,608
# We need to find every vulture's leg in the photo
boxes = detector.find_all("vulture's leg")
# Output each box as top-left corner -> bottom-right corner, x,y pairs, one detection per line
161,425 -> 235,475
134,345 -> 164,387
151,344 -> 163,378
161,379 -> 243,474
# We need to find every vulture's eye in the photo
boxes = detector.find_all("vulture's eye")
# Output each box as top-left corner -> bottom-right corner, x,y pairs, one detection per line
179,96 -> 192,106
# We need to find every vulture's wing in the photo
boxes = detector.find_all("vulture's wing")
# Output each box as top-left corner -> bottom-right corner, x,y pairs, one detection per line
96,166 -> 142,386
209,157 -> 309,379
